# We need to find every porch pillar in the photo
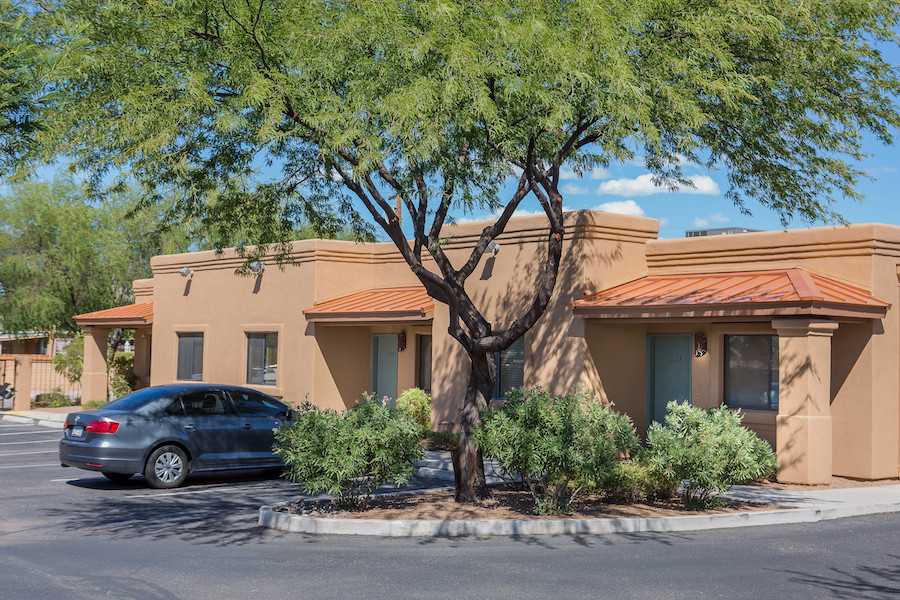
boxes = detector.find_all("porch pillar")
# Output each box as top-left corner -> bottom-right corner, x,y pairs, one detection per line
772,319 -> 838,484
12,355 -> 32,411
133,328 -> 151,389
81,326 -> 110,403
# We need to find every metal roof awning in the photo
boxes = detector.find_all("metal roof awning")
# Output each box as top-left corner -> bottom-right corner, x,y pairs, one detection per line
304,287 -> 434,324
573,269 -> 889,322
74,302 -> 154,327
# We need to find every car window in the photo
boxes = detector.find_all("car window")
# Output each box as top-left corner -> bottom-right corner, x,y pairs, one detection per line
165,399 -> 185,416
180,391 -> 229,416
101,387 -> 176,412
229,390 -> 286,417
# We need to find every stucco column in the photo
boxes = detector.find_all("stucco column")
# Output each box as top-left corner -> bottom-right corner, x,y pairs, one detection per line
133,328 -> 151,388
12,355 -> 32,411
772,319 -> 838,485
81,326 -> 110,403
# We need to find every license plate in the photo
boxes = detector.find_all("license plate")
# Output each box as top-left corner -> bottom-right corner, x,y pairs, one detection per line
71,426 -> 85,438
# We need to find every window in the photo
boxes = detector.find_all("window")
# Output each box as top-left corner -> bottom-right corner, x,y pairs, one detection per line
493,336 -> 525,399
247,333 -> 278,386
181,390 -> 228,416
229,390 -> 286,417
724,335 -> 779,411
176,333 -> 204,381
417,335 -> 432,393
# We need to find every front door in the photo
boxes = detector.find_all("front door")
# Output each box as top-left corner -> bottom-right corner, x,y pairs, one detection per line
647,334 -> 692,425
371,334 -> 398,402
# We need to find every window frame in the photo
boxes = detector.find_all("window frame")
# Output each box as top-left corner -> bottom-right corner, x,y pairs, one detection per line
175,332 -> 205,382
246,332 -> 279,387
492,335 -> 526,400
723,334 -> 779,412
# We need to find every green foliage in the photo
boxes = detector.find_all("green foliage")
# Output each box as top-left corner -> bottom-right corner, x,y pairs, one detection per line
0,176 -> 195,333
52,333 -> 83,384
598,452 -> 678,505
81,399 -> 108,409
424,431 -> 459,451
397,387 -> 431,434
31,391 -> 70,409
474,387 -> 639,514
647,402 -> 778,508
274,397 -> 425,509
108,352 -> 137,400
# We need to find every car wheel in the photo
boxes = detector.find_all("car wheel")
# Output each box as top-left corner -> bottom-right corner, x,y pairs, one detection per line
102,472 -> 134,482
144,445 -> 189,489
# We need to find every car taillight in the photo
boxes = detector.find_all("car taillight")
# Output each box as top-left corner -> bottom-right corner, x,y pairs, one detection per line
86,420 -> 119,434
63,422 -> 70,430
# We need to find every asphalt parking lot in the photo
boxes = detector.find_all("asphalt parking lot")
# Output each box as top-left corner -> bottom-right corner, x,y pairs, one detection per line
4,417 -> 900,600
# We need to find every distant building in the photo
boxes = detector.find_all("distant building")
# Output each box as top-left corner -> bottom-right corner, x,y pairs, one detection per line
685,227 -> 762,237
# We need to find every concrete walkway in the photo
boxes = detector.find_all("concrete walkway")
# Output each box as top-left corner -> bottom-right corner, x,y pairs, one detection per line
0,407 -> 72,427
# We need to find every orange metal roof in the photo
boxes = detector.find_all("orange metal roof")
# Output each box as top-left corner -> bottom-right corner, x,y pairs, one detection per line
573,269 -> 889,321
304,287 -> 434,323
74,302 -> 154,326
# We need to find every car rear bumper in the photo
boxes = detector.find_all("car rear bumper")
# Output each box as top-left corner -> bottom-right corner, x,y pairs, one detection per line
59,440 -> 145,474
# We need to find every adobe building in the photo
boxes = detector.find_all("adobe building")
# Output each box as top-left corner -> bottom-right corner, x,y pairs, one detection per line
74,210 -> 900,485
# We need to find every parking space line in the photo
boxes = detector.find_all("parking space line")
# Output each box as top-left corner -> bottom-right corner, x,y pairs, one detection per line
0,431 -> 61,436
0,449 -> 57,456
0,463 -> 60,469
125,482 -> 298,498
0,439 -> 60,445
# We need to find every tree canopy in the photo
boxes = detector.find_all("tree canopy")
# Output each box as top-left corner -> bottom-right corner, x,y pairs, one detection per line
12,0 -> 900,500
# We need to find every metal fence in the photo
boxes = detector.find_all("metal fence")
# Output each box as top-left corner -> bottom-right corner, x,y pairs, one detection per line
0,355 -> 81,410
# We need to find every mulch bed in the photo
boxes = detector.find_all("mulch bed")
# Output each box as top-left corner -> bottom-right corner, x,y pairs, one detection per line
273,486 -> 776,521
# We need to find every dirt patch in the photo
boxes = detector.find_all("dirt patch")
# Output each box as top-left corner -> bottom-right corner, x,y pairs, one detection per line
274,487 -> 776,521
747,475 -> 900,492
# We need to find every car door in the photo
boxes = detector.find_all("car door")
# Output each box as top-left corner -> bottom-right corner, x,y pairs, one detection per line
169,389 -> 243,469
226,389 -> 289,466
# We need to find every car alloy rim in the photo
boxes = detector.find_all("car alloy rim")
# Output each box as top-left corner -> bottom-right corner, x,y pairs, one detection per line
154,452 -> 184,483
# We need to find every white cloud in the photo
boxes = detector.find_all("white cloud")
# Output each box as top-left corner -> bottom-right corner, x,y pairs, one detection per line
592,200 -> 645,217
708,212 -> 730,223
693,212 -> 731,228
456,208 -> 546,223
659,218 -> 670,227
694,217 -> 710,228
560,166 -> 611,180
865,166 -> 898,176
561,183 -> 589,195
596,174 -> 720,197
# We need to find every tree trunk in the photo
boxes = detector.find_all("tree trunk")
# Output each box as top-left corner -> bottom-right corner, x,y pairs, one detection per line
454,351 -> 494,502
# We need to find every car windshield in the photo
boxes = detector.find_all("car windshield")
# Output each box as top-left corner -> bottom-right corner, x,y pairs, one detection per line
101,388 -> 176,412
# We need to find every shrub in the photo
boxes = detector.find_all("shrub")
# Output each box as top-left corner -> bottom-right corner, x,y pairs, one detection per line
474,386 -> 640,514
32,391 -> 71,409
52,333 -> 83,383
273,397 -> 425,508
81,399 -> 108,410
109,352 -> 137,399
646,401 -> 777,508
397,387 -> 431,434
424,430 -> 459,451
599,452 -> 678,504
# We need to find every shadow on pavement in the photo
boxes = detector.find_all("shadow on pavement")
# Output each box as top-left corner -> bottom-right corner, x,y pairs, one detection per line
778,556 -> 900,599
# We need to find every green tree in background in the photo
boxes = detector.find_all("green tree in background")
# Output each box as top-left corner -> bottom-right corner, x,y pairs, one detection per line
15,0 -> 900,501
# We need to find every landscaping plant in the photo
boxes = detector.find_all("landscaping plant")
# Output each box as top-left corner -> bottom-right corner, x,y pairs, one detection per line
31,391 -> 70,409
474,387 -> 639,514
397,387 -> 431,434
646,402 -> 777,508
598,451 -> 678,504
273,397 -> 424,508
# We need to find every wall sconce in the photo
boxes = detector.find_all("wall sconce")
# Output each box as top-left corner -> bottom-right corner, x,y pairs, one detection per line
398,331 -> 407,352
250,261 -> 266,274
179,267 -> 194,278
486,240 -> 500,255
694,332 -> 708,358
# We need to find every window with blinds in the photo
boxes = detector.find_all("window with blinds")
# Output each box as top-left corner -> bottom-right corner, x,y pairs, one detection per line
176,333 -> 204,381
247,333 -> 278,386
493,336 -> 525,399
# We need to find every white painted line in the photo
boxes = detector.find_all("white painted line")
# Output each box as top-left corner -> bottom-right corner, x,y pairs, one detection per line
0,423 -> 33,428
0,439 -> 59,445
0,431 -> 60,436
125,482 -> 295,498
0,463 -> 60,469
0,449 -> 57,456
51,477 -> 80,482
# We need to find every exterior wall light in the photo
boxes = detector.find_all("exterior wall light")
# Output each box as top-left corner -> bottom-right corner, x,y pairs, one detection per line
486,240 -> 500,255
694,332 -> 708,358
250,261 -> 266,274
179,267 -> 194,278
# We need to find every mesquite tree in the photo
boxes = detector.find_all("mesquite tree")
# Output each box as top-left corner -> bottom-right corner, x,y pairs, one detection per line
13,0 -> 900,501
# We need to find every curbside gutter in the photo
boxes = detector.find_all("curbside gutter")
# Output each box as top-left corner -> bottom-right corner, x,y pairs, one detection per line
258,500 -> 900,537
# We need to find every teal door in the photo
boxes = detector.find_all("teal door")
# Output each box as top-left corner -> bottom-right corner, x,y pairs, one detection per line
371,334 -> 399,402
647,334 -> 692,425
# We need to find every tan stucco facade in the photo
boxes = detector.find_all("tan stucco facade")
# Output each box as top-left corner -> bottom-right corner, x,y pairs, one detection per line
100,212 -> 900,485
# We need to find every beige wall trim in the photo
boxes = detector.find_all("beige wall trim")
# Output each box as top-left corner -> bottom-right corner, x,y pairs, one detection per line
574,304 -> 887,321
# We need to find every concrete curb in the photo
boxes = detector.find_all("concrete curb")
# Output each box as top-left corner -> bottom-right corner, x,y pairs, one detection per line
0,412 -> 66,428
258,500 -> 900,537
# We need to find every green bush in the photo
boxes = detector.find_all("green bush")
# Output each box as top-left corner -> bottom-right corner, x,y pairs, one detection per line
646,402 -> 777,508
599,452 -> 678,504
81,399 -> 108,410
397,387 -> 431,434
474,386 -> 640,514
109,352 -> 137,399
52,333 -> 83,383
273,397 -> 425,508
31,391 -> 71,409
424,430 -> 459,451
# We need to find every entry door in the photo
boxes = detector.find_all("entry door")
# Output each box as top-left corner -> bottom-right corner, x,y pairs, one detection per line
647,334 -> 692,425
371,334 -> 399,402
